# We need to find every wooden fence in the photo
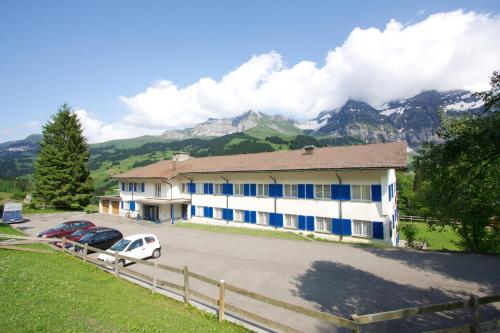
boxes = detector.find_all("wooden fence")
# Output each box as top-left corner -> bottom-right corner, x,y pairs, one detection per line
1,233 -> 499,333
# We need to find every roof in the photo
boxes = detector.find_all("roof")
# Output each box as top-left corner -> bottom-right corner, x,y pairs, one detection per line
114,142 -> 407,180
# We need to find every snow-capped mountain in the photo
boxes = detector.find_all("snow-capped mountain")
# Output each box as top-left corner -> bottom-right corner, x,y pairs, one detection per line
300,90 -> 484,148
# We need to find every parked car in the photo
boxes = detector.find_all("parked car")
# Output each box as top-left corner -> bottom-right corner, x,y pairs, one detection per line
74,229 -> 123,253
98,234 -> 161,266
36,221 -> 95,238
56,226 -> 112,249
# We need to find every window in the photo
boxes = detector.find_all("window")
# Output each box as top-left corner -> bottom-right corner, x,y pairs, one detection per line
155,183 -> 162,197
284,184 -> 298,198
316,217 -> 331,232
352,185 -> 371,201
196,206 -> 204,217
257,184 -> 269,197
258,212 -> 269,225
352,220 -> 372,238
195,183 -> 203,194
214,207 -> 223,219
315,185 -> 331,199
284,214 -> 298,229
214,184 -> 223,195
128,238 -> 144,251
234,209 -> 244,222
234,184 -> 244,196
145,236 -> 155,244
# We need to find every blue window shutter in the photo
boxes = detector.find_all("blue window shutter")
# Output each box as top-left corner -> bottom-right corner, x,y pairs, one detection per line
269,213 -> 275,227
130,201 -> 135,211
373,222 -> 384,239
371,185 -> 382,202
331,185 -> 341,200
342,219 -> 352,236
227,183 -> 234,195
250,184 -> 257,196
306,216 -> 315,231
222,184 -> 227,195
275,184 -> 283,198
222,208 -> 227,220
227,209 -> 233,221
120,201 -> 124,209
141,183 -> 145,192
191,205 -> 195,216
276,214 -> 283,228
306,184 -> 314,199
133,183 -> 137,192
244,184 -> 250,196
203,207 -> 208,217
298,184 -> 305,198
203,183 -> 208,194
298,215 -> 306,230
121,182 -> 125,191
209,183 -> 214,195
244,210 -> 250,223
209,207 -> 213,218
341,185 -> 351,200
332,218 -> 342,235
251,211 -> 257,223
269,184 -> 275,198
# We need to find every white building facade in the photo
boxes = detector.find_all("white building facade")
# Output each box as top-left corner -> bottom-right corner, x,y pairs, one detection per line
101,142 -> 405,246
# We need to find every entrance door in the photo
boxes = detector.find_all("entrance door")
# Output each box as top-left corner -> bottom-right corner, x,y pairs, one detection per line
144,205 -> 159,221
181,204 -> 188,220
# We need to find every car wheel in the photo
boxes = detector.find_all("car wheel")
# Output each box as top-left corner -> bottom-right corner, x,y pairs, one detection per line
118,259 -> 125,268
152,248 -> 161,258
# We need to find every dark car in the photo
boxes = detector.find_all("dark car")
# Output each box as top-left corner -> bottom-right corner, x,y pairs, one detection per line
57,226 -> 111,248
36,221 -> 96,238
75,229 -> 123,253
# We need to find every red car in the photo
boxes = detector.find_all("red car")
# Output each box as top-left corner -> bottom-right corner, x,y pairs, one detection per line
36,221 -> 95,238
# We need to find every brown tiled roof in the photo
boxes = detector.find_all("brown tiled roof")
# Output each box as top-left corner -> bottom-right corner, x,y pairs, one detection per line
114,141 -> 407,179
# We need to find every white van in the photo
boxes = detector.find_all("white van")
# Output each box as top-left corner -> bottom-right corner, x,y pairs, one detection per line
98,234 -> 161,266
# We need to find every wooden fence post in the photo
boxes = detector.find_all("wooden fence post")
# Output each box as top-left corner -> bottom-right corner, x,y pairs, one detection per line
152,261 -> 158,293
470,295 -> 480,333
114,252 -> 119,276
219,280 -> 225,322
350,314 -> 361,333
183,266 -> 190,304
61,237 -> 66,252
83,243 -> 88,262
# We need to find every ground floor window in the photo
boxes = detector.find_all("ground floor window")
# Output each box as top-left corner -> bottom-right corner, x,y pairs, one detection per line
316,217 -> 331,232
353,220 -> 371,238
234,209 -> 244,222
258,212 -> 269,225
284,214 -> 298,229
214,207 -> 223,219
196,206 -> 204,217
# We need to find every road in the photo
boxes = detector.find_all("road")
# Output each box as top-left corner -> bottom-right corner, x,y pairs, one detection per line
13,212 -> 500,332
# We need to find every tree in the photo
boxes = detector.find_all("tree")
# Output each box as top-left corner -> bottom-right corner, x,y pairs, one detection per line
33,104 -> 94,209
413,72 -> 499,253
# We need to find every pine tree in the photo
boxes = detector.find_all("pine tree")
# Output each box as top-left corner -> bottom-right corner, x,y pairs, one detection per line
33,104 -> 94,209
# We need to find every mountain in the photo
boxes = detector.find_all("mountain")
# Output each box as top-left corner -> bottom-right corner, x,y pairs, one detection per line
0,134 -> 42,178
161,110 -> 302,140
299,90 -> 484,148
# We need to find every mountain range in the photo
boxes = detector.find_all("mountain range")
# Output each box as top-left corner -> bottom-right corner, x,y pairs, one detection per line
0,89 -> 484,192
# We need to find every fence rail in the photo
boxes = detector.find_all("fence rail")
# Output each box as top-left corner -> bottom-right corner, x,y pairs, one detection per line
1,233 -> 499,333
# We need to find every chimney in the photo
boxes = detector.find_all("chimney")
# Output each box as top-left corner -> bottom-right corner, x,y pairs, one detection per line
303,145 -> 315,155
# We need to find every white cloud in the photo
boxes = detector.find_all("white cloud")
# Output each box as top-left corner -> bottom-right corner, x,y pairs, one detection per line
82,10 -> 500,143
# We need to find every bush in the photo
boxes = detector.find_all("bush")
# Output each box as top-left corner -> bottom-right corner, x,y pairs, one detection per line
11,192 -> 26,201
400,223 -> 418,247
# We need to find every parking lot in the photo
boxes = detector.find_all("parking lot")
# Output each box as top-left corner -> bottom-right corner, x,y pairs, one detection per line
12,212 -> 500,332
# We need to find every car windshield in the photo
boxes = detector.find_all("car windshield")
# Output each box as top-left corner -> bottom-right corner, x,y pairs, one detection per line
70,229 -> 88,237
49,223 -> 66,230
110,239 -> 131,251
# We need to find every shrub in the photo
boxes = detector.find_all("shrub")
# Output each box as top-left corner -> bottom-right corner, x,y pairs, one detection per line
400,223 -> 418,247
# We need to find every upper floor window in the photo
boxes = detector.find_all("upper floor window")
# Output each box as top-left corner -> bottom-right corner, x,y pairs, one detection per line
155,183 -> 162,197
234,209 -> 244,222
284,184 -> 298,198
214,207 -> 223,219
258,211 -> 269,225
316,217 -> 331,232
257,184 -> 269,197
315,185 -> 330,199
214,184 -> 223,195
234,184 -> 244,196
352,185 -> 371,201
353,220 -> 371,238
284,214 -> 298,229
195,183 -> 203,194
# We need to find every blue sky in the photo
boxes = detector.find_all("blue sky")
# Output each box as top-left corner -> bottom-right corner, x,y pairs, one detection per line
0,0 -> 499,143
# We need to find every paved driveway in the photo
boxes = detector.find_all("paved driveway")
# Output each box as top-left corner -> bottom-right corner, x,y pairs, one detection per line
13,212 -> 500,332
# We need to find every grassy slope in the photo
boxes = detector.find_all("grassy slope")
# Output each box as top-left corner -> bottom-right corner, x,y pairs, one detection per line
0,228 -> 246,333
175,222 -> 308,241
399,222 -> 461,251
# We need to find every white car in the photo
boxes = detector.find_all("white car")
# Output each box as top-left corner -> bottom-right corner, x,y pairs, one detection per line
98,234 -> 161,266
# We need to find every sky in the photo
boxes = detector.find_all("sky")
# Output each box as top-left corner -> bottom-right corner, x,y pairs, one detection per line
0,1 -> 499,143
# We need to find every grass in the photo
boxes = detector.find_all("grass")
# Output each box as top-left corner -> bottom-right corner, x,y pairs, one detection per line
175,222 -> 309,241
399,222 -> 461,251
0,227 -> 247,333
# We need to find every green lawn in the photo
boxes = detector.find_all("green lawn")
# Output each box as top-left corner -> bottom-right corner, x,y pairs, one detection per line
0,229 -> 247,332
399,222 -> 461,251
175,222 -> 309,241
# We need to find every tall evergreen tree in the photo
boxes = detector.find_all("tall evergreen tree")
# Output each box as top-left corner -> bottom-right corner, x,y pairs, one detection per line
33,104 -> 94,209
